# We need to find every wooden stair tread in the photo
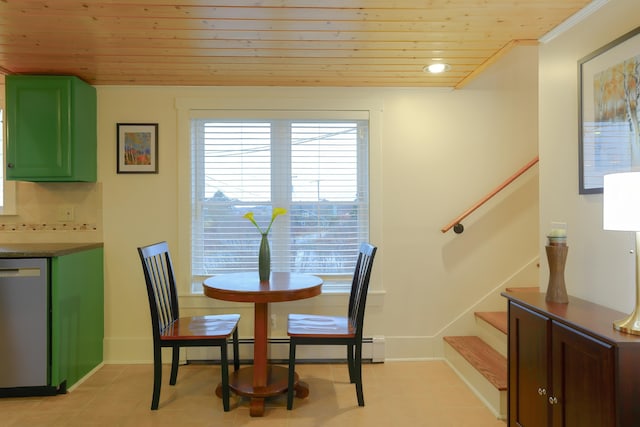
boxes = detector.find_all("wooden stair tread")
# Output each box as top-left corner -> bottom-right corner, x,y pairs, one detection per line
475,311 -> 507,334
444,336 -> 507,391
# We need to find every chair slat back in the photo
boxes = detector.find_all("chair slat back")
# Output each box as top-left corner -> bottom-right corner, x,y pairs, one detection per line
138,242 -> 180,337
347,243 -> 377,338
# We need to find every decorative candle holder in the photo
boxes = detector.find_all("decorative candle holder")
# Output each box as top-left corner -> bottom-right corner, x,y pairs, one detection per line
545,235 -> 568,304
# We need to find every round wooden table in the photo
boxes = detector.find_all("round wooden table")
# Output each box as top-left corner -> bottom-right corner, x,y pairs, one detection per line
203,272 -> 323,416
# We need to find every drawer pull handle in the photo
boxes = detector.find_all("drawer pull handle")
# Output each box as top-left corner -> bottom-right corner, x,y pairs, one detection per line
548,396 -> 558,405
538,387 -> 547,396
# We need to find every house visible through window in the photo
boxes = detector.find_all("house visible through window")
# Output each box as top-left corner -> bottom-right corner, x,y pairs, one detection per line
191,114 -> 369,291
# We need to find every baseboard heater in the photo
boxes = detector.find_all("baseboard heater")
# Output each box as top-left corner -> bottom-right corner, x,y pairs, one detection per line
185,336 -> 385,364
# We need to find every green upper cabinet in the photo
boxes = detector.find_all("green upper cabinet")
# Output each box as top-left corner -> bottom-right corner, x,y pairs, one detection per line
5,75 -> 97,182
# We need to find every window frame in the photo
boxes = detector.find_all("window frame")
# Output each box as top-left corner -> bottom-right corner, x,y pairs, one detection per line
190,115 -> 369,290
176,96 -> 382,296
0,107 -> 17,216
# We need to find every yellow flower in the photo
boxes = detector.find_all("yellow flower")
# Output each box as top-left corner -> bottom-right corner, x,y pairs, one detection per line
243,212 -> 260,230
244,208 -> 287,235
271,207 -> 287,220
266,208 -> 287,233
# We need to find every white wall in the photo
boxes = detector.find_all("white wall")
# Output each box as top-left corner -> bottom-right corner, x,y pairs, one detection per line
97,45 -> 539,362
0,44 -> 540,363
539,0 -> 640,312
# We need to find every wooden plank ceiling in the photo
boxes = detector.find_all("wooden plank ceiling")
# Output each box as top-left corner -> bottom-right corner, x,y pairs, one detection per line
0,0 -> 592,88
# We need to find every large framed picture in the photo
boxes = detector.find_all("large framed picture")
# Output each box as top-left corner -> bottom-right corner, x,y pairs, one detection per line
117,123 -> 158,174
579,26 -> 640,194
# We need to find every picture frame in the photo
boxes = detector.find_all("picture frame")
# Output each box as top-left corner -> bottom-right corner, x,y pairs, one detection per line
579,26 -> 640,194
117,123 -> 158,174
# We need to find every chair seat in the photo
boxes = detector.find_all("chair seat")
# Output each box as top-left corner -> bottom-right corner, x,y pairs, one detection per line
287,313 -> 355,338
160,314 -> 241,341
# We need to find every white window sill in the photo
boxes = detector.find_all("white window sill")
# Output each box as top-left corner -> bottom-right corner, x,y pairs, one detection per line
181,288 -> 386,309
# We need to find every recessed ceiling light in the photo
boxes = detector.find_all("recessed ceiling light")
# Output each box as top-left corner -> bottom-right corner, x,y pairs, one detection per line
424,63 -> 451,74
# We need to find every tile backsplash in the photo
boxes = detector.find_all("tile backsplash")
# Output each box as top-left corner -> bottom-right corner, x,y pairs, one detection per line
0,181 -> 102,243
0,223 -> 97,231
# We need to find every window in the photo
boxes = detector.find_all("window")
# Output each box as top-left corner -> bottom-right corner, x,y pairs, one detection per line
191,112 -> 369,291
0,107 -> 15,216
0,108 -> 4,204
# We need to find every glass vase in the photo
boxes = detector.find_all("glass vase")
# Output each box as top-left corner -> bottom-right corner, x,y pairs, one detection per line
259,233 -> 271,282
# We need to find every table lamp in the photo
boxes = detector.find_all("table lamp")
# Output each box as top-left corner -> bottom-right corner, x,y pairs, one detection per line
603,172 -> 640,335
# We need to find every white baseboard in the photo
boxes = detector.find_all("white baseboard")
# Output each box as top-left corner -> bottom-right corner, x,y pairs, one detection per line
185,336 -> 386,363
103,336 -> 387,364
67,362 -> 105,392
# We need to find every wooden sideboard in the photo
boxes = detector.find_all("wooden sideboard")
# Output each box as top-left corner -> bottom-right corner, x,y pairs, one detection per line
502,291 -> 640,427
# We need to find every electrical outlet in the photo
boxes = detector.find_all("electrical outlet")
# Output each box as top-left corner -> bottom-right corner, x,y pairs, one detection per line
57,205 -> 75,222
270,314 -> 277,328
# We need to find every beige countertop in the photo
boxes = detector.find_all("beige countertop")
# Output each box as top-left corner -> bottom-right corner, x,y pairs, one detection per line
0,242 -> 103,258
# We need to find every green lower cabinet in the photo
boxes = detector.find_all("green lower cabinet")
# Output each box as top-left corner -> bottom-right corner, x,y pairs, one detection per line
50,248 -> 104,389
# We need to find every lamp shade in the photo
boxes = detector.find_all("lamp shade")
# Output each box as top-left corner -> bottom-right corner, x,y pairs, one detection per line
603,172 -> 640,231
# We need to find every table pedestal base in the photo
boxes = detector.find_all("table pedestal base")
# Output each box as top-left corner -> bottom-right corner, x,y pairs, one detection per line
215,366 -> 309,416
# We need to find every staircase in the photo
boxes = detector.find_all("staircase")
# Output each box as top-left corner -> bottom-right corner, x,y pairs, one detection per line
443,286 -> 539,420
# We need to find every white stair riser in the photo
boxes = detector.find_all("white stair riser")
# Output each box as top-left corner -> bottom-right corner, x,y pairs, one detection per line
443,341 -> 507,420
475,316 -> 507,357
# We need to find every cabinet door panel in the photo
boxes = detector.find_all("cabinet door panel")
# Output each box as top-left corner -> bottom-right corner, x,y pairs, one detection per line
6,78 -> 72,178
509,303 -> 550,427
50,248 -> 104,389
551,322 -> 615,427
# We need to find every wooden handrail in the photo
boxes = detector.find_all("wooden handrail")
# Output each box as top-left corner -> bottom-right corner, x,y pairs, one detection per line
441,156 -> 539,234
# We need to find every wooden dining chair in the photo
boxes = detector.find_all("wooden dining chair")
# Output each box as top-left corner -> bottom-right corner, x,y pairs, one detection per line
286,242 -> 377,409
138,241 -> 240,411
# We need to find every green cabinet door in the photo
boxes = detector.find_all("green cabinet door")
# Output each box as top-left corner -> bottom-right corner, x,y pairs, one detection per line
50,247 -> 104,389
5,75 -> 97,182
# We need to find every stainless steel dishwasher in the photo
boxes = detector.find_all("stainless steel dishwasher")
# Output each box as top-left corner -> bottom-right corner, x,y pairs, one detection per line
0,258 -> 49,392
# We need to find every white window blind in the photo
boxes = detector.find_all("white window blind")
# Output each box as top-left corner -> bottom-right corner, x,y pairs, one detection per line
191,114 -> 369,288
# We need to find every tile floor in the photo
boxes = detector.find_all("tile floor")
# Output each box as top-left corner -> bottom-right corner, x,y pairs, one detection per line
1,361 -> 506,427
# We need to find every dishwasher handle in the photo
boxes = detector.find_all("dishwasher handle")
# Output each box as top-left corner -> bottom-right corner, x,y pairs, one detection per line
0,267 -> 43,278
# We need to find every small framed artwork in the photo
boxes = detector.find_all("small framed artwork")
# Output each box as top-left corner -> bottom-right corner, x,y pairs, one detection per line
117,123 -> 158,173
579,26 -> 640,194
